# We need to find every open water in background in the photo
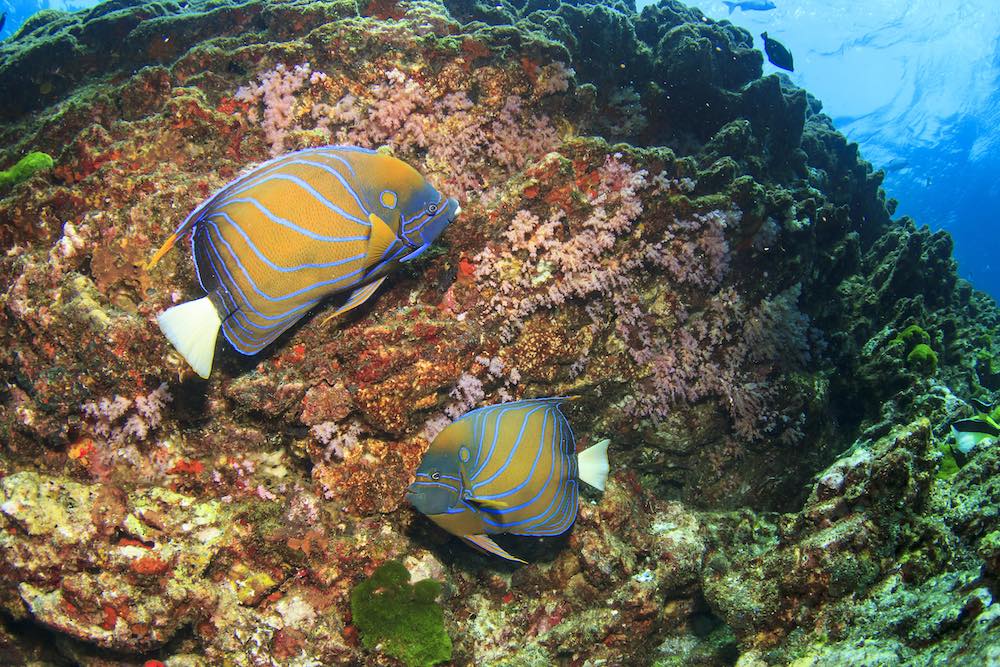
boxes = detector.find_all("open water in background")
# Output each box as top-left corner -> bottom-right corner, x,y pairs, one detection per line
645,0 -> 1000,300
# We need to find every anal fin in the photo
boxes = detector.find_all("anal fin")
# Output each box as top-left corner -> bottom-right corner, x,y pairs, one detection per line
320,277 -> 387,325
461,534 -> 527,564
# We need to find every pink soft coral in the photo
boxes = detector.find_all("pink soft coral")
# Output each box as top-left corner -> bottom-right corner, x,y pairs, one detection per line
236,63 -> 328,155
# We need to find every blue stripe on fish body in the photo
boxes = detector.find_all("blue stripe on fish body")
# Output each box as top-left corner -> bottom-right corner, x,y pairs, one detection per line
407,398 -> 583,557
163,146 -> 459,358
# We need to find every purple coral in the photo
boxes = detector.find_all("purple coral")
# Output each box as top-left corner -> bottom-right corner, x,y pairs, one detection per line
81,383 -> 172,443
310,420 -> 362,461
474,151 -> 812,442
236,63 -> 327,155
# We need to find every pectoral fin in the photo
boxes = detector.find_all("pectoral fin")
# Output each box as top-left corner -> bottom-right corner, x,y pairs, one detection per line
366,212 -> 399,267
468,497 -> 510,511
461,534 -> 527,564
320,277 -> 387,325
458,464 -> 507,509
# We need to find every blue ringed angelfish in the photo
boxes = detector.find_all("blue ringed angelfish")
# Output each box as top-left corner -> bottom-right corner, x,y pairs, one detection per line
145,146 -> 460,378
406,397 -> 610,563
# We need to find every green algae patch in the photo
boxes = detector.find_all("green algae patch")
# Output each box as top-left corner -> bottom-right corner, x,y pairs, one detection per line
350,560 -> 451,667
935,440 -> 959,479
0,151 -> 54,189
906,343 -> 938,375
894,324 -> 931,349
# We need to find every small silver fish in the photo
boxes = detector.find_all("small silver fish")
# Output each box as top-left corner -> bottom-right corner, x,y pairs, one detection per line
723,1 -> 776,14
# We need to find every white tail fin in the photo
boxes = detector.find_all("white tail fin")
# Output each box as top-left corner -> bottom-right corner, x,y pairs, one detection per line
156,296 -> 221,379
578,438 -> 610,491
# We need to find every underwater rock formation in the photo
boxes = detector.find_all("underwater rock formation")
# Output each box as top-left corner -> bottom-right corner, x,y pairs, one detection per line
0,0 -> 997,664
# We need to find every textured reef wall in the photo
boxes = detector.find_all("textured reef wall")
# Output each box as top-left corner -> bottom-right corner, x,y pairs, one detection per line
0,0 -> 998,665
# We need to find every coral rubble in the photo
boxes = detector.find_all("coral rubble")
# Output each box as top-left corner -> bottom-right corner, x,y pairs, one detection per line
0,0 -> 997,664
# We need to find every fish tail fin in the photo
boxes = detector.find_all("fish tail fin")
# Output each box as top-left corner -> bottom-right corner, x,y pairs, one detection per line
156,295 -> 222,378
723,1 -> 736,13
578,438 -> 610,491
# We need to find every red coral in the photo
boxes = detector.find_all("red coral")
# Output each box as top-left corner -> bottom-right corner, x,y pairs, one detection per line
130,556 -> 170,576
101,605 -> 118,630
167,459 -> 204,475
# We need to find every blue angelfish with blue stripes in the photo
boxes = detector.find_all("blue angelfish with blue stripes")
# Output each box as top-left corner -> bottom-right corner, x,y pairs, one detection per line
406,397 -> 610,563
146,146 -> 460,377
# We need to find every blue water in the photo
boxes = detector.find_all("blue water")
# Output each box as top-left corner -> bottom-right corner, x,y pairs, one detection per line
4,0 -> 998,300
643,0 -> 1000,301
1,0 -> 95,36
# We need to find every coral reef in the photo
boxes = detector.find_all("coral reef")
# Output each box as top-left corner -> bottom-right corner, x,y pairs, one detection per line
0,0 -> 997,664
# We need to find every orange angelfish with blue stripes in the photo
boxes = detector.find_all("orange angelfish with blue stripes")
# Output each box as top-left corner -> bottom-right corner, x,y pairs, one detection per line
406,397 -> 610,563
146,146 -> 460,378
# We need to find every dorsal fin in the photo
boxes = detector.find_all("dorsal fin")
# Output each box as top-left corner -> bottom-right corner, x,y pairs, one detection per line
145,231 -> 181,270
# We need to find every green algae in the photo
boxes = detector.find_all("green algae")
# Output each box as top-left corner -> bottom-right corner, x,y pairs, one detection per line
936,440 -> 960,479
350,560 -> 451,667
0,151 -> 53,189
892,325 -> 938,375
907,343 -> 938,375
895,324 -> 931,349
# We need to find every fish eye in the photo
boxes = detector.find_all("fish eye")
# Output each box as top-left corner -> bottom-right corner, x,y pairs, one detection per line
431,471 -> 441,480
427,203 -> 438,214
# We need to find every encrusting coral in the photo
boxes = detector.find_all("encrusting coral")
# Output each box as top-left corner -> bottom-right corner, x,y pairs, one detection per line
0,0 -> 997,664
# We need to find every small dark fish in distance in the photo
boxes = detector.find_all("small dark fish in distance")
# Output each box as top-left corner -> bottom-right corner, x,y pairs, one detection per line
882,157 -> 910,173
0,13 -> 6,33
762,32 -> 794,71
723,1 -> 776,14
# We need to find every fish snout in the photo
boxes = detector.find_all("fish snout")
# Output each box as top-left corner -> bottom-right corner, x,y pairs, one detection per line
404,484 -> 422,506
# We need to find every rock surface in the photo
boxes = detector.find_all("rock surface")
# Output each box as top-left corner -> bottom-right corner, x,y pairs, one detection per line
0,0 -> 997,664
